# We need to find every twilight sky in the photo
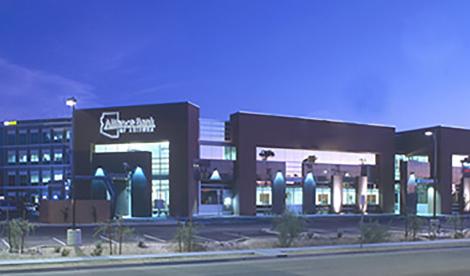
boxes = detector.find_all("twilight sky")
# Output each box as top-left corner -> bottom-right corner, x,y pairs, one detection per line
1,0 -> 470,130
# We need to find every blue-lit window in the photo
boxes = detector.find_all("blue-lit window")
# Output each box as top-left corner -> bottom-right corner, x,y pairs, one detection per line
42,170 -> 51,184
30,150 -> 39,163
7,151 -> 16,164
30,171 -> 39,185
53,149 -> 63,162
42,149 -> 51,163
53,129 -> 64,143
53,169 -> 63,181
18,150 -> 28,163
42,129 -> 51,143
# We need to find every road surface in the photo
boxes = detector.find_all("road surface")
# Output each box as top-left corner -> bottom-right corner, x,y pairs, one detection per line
12,246 -> 470,276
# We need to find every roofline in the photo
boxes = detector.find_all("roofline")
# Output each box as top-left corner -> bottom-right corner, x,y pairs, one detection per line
77,101 -> 199,112
232,111 -> 396,129
397,125 -> 470,134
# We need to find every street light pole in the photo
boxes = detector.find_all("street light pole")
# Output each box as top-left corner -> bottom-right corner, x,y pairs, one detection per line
66,97 -> 81,246
425,131 -> 438,218
66,97 -> 77,228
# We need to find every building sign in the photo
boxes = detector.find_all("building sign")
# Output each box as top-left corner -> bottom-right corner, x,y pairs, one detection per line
100,112 -> 156,139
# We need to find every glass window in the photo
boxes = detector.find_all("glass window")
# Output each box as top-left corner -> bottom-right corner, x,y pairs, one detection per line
18,150 -> 28,163
8,171 -> 16,186
42,129 -> 51,143
30,150 -> 39,163
65,129 -> 71,142
18,130 -> 27,144
256,185 -> 271,206
286,186 -> 303,205
7,130 -> 15,145
367,188 -> 380,205
30,129 -> 40,144
316,187 -> 331,205
7,150 -> 16,164
53,169 -> 63,181
53,129 -> 64,143
42,149 -> 51,163
201,189 -> 221,205
42,170 -> 51,184
53,149 -> 63,162
342,187 -> 356,205
30,170 -> 39,184
19,171 -> 28,185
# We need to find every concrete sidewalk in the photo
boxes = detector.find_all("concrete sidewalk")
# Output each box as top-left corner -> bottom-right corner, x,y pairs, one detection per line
2,238 -> 470,273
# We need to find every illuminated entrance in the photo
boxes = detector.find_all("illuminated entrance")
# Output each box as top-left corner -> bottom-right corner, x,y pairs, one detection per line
94,141 -> 170,217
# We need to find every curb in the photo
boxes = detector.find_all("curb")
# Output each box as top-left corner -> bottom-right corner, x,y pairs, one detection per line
2,238 -> 470,273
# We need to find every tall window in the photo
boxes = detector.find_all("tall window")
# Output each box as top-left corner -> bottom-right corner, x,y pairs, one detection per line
18,150 -> 28,163
30,129 -> 40,144
42,129 -> 51,143
53,129 -> 64,143
8,171 -> 16,186
53,169 -> 63,181
256,185 -> 271,206
7,130 -> 15,145
30,150 -> 39,163
19,171 -> 28,186
53,149 -> 63,162
342,187 -> 356,205
30,170 -> 39,185
42,149 -> 51,163
7,150 -> 16,164
18,130 -> 27,144
42,170 -> 51,184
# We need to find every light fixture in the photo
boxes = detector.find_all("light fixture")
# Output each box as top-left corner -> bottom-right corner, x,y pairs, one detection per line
66,97 -> 77,107
424,131 -> 433,137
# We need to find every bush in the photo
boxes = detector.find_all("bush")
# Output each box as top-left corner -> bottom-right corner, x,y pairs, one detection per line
61,248 -> 71,257
447,215 -> 464,239
174,222 -> 197,252
274,211 -> 304,247
2,219 -> 35,253
359,221 -> 390,244
406,215 -> 425,240
54,246 -> 62,253
91,243 -> 104,256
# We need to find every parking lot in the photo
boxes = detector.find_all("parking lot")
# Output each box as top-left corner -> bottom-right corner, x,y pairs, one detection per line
0,215 -> 429,250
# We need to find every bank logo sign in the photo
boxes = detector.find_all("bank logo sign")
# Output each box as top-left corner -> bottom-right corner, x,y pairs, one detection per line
100,112 -> 157,139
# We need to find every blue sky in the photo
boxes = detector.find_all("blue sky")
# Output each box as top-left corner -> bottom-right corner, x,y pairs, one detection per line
1,0 -> 469,130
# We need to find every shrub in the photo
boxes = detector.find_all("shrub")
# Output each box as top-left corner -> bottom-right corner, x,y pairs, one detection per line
359,221 -> 390,244
447,215 -> 464,239
274,211 -> 304,247
54,246 -> 62,253
174,221 -> 197,252
61,248 -> 71,257
91,243 -> 104,256
406,215 -> 425,240
2,219 -> 35,253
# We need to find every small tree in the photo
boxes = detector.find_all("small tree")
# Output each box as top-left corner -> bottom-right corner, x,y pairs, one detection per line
447,215 -> 464,239
274,211 -> 304,247
94,220 -> 115,255
359,220 -> 390,244
174,221 -> 197,252
115,218 -> 134,255
406,215 -> 425,240
1,219 -> 35,253
17,219 -> 35,254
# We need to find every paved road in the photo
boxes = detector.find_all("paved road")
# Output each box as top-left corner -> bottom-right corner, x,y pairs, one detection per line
12,246 -> 470,276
